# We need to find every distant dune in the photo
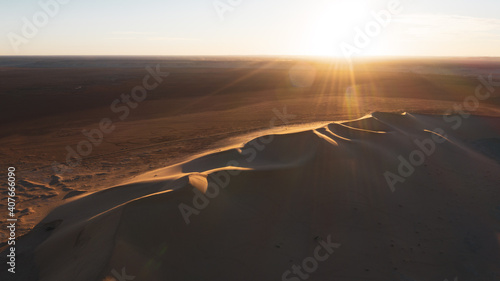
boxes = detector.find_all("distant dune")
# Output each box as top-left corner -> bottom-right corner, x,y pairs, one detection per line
3,112 -> 500,281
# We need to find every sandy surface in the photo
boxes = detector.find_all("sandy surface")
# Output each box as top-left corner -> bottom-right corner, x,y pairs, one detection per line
1,58 -> 500,280
1,112 -> 500,280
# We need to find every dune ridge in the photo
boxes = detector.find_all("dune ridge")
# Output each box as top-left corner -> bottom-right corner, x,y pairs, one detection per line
2,112 -> 500,281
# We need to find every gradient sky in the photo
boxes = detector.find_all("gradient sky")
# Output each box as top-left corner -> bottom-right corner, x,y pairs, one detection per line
2,0 -> 500,57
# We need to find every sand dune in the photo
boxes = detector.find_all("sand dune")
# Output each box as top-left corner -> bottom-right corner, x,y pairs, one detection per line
2,112 -> 500,281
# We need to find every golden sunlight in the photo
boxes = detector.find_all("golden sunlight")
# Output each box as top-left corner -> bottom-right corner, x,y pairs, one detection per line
302,1 -> 374,56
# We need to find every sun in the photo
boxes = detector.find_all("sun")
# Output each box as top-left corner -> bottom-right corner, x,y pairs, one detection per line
300,1 -> 374,57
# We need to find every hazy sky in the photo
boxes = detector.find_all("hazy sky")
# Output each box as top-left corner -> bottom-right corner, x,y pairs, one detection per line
2,0 -> 500,57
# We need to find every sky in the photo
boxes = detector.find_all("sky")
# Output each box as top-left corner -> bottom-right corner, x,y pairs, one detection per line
1,0 -> 500,57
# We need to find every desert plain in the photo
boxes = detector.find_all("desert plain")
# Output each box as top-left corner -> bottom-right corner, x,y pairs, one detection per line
1,57 -> 500,280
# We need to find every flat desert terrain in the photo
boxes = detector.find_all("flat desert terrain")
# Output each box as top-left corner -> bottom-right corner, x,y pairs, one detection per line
1,57 -> 500,280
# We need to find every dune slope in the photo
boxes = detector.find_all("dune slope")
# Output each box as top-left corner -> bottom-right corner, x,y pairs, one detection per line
2,112 -> 500,281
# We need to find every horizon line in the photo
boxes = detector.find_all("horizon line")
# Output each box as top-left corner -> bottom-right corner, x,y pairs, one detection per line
1,55 -> 500,60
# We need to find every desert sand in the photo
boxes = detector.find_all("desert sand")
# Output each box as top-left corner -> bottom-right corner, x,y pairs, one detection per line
1,58 -> 500,280
2,112 -> 500,280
